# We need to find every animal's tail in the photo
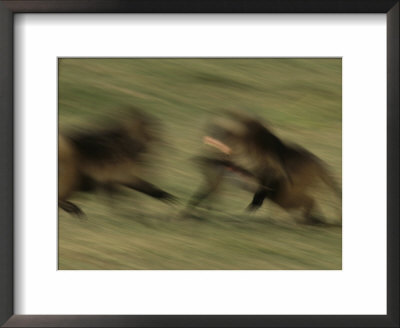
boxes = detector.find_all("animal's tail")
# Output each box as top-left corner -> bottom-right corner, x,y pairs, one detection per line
314,158 -> 342,225
315,159 -> 342,200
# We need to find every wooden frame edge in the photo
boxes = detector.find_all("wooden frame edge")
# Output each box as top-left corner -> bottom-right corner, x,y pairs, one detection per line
0,1 -> 398,327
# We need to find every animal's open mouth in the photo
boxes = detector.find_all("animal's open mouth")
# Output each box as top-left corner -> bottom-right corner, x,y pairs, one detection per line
203,136 -> 232,155
202,136 -> 252,178
200,137 -> 271,191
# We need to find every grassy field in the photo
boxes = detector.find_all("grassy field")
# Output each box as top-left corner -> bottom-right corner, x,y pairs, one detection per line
58,58 -> 342,270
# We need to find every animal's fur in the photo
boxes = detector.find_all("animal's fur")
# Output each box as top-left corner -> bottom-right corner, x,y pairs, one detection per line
58,109 -> 176,218
187,111 -> 341,225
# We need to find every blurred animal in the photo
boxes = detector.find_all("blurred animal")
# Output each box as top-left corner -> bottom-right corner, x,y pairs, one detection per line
58,108 -> 176,218
187,111 -> 341,225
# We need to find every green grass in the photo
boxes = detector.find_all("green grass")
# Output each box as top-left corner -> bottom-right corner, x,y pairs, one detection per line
58,58 -> 342,270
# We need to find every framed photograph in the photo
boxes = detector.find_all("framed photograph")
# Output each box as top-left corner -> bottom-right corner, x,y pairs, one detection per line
0,1 -> 398,327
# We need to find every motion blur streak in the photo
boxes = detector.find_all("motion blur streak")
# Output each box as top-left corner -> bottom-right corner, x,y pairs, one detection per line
58,58 -> 342,270
58,107 -> 176,217
187,110 -> 342,226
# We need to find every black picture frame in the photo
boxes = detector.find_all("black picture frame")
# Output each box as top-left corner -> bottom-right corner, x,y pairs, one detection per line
0,1 -> 398,327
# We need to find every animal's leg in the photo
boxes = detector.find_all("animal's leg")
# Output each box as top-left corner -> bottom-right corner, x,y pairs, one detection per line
247,188 -> 268,211
78,174 -> 97,192
187,184 -> 218,208
187,172 -> 224,210
59,200 -> 85,218
122,177 -> 177,203
300,195 -> 324,225
185,161 -> 225,209
247,178 -> 280,211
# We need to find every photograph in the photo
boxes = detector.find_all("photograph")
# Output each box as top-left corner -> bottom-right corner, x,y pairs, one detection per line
1,0 -> 396,325
58,58 -> 342,270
